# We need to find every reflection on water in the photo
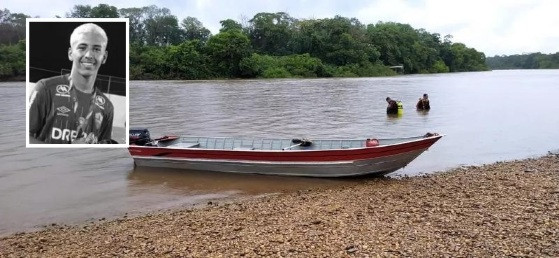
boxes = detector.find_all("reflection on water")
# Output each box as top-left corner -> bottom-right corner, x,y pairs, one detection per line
2,70 -> 559,235
128,167 -> 358,195
416,110 -> 430,116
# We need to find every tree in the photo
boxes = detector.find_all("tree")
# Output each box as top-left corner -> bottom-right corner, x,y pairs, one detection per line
0,40 -> 25,80
219,19 -> 243,33
293,16 -> 378,66
66,5 -> 92,18
366,22 -> 458,73
66,4 -> 118,18
181,17 -> 211,42
90,4 -> 119,18
166,40 -> 210,79
367,22 -> 419,73
447,43 -> 487,72
239,53 -> 327,78
485,52 -> 559,70
134,45 -> 168,79
143,6 -> 183,46
247,12 -> 296,55
0,9 -> 28,45
120,7 -> 147,45
205,30 -> 252,77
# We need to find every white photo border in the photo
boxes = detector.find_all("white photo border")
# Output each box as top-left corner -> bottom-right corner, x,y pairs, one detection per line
26,18 -> 130,148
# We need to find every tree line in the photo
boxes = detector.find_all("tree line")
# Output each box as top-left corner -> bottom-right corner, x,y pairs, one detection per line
486,52 -> 559,70
0,9 -> 26,80
1,4 -> 489,81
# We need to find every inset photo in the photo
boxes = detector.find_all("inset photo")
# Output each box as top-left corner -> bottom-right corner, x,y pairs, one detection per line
26,18 -> 129,147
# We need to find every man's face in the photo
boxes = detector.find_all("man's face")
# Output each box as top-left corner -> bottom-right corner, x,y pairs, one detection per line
68,32 -> 107,78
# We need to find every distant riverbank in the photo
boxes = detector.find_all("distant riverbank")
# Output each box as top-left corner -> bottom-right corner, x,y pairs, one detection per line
0,76 -> 24,82
2,154 -> 557,256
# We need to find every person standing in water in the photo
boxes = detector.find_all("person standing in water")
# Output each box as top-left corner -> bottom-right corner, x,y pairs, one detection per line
386,97 -> 403,115
416,93 -> 430,110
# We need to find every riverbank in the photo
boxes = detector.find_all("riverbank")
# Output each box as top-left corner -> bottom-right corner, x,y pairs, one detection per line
0,76 -> 25,82
1,154 -> 558,256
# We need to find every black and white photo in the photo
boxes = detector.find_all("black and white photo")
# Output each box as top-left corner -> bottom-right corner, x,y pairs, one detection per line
26,19 -> 129,147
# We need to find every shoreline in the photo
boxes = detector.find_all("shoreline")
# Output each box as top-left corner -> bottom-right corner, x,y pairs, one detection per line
0,76 -> 25,82
1,154 -> 558,256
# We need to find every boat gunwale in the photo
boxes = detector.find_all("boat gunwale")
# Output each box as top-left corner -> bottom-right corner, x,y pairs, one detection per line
129,134 -> 444,153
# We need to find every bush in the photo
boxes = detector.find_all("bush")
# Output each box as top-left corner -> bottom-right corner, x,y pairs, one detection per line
430,60 -> 450,73
240,53 -> 326,78
0,41 -> 26,80
262,67 -> 291,78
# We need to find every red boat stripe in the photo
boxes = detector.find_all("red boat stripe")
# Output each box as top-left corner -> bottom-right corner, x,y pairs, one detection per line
129,136 -> 441,162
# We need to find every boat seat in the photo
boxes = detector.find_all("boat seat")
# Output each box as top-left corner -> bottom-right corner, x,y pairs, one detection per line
183,143 -> 200,148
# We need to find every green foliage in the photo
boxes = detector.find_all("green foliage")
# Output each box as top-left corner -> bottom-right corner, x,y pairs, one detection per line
327,62 -> 396,77
281,54 -> 325,77
0,6 -> 503,81
90,4 -> 119,18
143,6 -> 183,46
292,16 -> 378,66
486,52 -> 559,69
219,19 -> 243,33
66,5 -> 92,18
182,17 -> 211,42
0,9 -> 28,45
447,43 -> 488,72
238,53 -> 276,77
327,65 -> 357,77
539,53 -> 559,69
0,40 -> 25,80
262,67 -> 291,78
133,45 -> 168,79
248,12 -> 295,55
239,53 -> 326,78
367,22 -> 451,73
166,40 -> 211,79
66,4 -> 119,18
430,60 -> 450,73
120,7 -> 148,45
205,30 -> 252,78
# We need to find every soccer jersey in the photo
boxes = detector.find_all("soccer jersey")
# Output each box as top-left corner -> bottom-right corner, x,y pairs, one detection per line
29,74 -> 114,144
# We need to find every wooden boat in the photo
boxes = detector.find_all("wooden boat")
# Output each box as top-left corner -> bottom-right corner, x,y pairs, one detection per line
128,129 -> 443,177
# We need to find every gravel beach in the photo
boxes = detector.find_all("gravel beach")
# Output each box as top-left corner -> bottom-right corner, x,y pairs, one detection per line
1,154 -> 558,257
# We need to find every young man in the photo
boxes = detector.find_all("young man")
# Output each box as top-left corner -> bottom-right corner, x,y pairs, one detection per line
29,23 -> 114,144
416,93 -> 431,110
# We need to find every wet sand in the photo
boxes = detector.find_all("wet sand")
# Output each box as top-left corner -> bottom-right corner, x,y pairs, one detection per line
1,154 -> 558,257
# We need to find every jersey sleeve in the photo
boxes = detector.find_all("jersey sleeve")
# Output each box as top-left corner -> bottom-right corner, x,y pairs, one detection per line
28,80 -> 48,138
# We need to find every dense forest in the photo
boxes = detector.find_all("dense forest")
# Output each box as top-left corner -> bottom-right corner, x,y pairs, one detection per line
486,52 -> 559,70
0,4 -> 490,80
0,9 -> 26,80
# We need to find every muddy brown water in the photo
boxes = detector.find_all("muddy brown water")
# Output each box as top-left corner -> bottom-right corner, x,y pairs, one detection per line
1,70 -> 558,235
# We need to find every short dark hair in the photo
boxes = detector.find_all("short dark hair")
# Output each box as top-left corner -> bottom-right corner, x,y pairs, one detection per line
423,93 -> 428,97
386,97 -> 390,101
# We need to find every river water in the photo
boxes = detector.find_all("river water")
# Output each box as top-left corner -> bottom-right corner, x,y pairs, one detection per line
1,70 -> 558,235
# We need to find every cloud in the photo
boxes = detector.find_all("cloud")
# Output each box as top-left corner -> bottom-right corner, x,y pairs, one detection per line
3,0 -> 558,56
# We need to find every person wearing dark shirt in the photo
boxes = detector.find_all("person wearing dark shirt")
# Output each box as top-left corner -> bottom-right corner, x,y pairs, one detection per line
386,97 -> 399,114
416,93 -> 431,110
29,23 -> 114,144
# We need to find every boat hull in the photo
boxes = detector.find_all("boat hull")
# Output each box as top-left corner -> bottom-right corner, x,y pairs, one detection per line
132,148 -> 427,177
129,135 -> 442,177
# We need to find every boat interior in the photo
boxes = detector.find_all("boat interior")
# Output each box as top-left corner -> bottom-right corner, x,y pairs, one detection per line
157,136 -> 426,151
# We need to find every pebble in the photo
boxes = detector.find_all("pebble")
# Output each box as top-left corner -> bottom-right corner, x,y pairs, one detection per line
0,155 -> 558,257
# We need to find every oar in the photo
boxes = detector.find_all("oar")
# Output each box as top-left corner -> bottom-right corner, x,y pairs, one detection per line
283,143 -> 303,150
282,139 -> 312,150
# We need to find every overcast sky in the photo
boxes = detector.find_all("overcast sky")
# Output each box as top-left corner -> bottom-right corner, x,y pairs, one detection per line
6,0 -> 558,56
